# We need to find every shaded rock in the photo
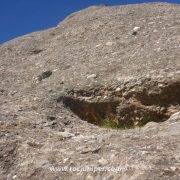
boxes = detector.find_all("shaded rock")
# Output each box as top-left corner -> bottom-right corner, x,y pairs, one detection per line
47,116 -> 56,121
37,70 -> 52,81
27,141 -> 43,148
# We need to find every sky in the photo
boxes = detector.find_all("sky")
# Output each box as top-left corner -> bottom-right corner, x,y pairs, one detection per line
0,0 -> 179,43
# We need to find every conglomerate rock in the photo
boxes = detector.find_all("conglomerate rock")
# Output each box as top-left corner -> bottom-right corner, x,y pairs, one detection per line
0,3 -> 180,179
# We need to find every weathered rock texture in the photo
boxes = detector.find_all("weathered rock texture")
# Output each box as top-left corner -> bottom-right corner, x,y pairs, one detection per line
0,3 -> 180,180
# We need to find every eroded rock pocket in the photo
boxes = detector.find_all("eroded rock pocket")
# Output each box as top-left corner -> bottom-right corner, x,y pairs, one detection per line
59,80 -> 180,129
63,97 -> 119,127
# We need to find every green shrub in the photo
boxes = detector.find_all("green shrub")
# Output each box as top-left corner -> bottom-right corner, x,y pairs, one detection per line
100,118 -> 130,129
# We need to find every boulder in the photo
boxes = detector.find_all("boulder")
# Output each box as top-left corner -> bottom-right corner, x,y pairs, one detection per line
0,3 -> 180,179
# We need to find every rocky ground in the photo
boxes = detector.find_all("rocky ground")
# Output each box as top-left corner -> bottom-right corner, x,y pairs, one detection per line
0,2 -> 180,180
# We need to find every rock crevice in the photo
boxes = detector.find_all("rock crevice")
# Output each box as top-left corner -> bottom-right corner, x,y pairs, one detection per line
60,79 -> 180,128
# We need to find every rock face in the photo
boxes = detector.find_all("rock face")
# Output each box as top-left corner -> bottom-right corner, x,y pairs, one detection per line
0,3 -> 180,179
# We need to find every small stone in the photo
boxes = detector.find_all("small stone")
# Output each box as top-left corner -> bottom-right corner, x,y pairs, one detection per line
17,107 -> 23,112
158,83 -> 164,87
53,68 -> 58,72
95,44 -> 102,47
85,175 -> 94,180
106,42 -> 115,46
12,175 -> 17,179
87,74 -> 97,79
10,91 -> 18,95
98,158 -> 108,166
170,166 -> 177,171
97,96 -> 101,100
115,87 -> 121,92
103,95 -> 108,99
133,26 -> 140,31
57,131 -> 75,138
153,29 -> 158,33
132,26 -> 140,35
63,158 -> 69,163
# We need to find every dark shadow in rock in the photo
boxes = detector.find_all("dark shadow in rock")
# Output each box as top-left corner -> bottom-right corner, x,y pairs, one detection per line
62,96 -> 119,126
30,49 -> 43,55
58,80 -> 180,129
38,71 -> 52,81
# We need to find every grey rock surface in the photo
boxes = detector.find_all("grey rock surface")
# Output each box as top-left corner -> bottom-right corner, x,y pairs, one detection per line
0,3 -> 180,179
